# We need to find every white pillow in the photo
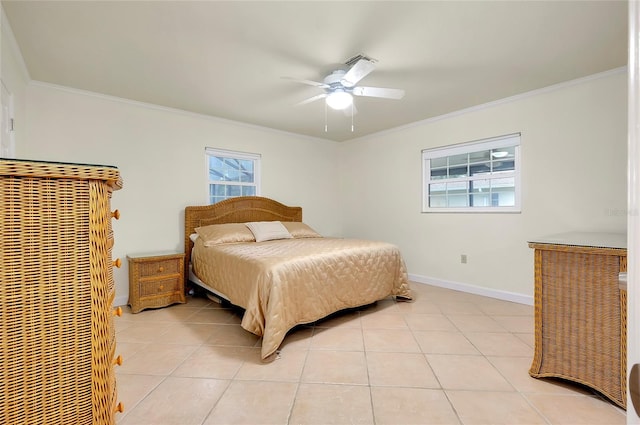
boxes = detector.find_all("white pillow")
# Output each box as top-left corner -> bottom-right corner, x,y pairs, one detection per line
245,221 -> 293,242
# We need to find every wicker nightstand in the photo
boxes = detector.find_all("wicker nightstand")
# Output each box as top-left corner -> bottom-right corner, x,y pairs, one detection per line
127,251 -> 186,313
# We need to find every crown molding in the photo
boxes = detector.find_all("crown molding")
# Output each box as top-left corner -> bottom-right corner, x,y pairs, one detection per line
28,80 -> 336,145
346,66 -> 627,143
27,64 -> 626,146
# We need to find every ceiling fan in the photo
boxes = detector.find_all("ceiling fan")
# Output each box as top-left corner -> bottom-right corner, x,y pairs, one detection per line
285,54 -> 405,115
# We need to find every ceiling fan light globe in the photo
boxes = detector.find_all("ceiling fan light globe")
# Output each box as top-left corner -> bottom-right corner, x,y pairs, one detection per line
326,91 -> 353,110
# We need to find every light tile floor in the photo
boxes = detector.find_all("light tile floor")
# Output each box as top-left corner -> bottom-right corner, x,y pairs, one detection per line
114,283 -> 626,425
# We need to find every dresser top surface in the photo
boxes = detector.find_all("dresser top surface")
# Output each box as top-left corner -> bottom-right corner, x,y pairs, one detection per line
1,158 -> 117,168
1,158 -> 122,188
127,251 -> 185,261
528,232 -> 626,249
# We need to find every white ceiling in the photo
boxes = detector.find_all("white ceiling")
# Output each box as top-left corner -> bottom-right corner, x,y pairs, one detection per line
2,1 -> 628,142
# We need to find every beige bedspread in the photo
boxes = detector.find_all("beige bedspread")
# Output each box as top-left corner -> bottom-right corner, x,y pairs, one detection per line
192,237 -> 412,359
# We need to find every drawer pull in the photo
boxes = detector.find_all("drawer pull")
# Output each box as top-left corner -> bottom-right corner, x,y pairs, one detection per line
114,355 -> 123,366
158,266 -> 164,273
111,209 -> 120,220
113,258 -> 122,268
115,402 -> 124,413
113,306 -> 123,317
158,285 -> 164,291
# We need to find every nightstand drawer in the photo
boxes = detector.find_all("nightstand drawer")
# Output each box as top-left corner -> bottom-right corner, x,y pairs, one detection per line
139,276 -> 181,297
139,258 -> 181,278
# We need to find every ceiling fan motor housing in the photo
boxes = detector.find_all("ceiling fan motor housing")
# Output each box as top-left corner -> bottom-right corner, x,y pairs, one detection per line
324,70 -> 350,93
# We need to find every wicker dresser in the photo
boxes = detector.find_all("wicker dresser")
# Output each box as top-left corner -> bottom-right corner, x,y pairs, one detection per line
528,232 -> 627,409
0,159 -> 124,424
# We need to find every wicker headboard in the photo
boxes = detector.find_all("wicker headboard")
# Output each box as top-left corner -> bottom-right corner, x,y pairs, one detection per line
184,196 -> 303,285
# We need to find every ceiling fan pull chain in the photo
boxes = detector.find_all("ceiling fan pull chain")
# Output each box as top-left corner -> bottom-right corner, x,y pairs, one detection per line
324,102 -> 328,132
351,103 -> 355,132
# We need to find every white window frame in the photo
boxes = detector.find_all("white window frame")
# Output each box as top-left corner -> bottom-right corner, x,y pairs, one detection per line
205,147 -> 261,204
422,133 -> 521,213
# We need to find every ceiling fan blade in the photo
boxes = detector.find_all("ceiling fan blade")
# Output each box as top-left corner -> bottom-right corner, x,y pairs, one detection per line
352,86 -> 405,100
295,93 -> 327,107
340,59 -> 376,88
281,76 -> 328,88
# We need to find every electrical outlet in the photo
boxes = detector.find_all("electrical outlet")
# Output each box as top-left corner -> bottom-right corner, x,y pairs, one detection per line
461,254 -> 467,264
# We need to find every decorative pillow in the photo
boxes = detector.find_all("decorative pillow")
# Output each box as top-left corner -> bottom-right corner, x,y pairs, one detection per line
195,223 -> 256,246
282,222 -> 322,238
245,221 -> 293,242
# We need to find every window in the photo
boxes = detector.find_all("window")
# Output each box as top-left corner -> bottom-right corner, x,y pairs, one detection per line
206,148 -> 261,204
422,133 -> 521,213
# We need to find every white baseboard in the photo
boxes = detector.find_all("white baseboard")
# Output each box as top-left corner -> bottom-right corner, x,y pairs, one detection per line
408,274 -> 533,306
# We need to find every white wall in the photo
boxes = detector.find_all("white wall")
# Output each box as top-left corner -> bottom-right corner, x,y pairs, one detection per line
338,69 -> 628,302
21,84 -> 341,305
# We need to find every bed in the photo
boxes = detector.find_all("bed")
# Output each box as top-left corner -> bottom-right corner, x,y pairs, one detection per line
184,196 -> 412,360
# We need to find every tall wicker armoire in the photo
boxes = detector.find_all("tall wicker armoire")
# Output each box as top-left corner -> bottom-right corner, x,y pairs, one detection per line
0,159 -> 124,424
